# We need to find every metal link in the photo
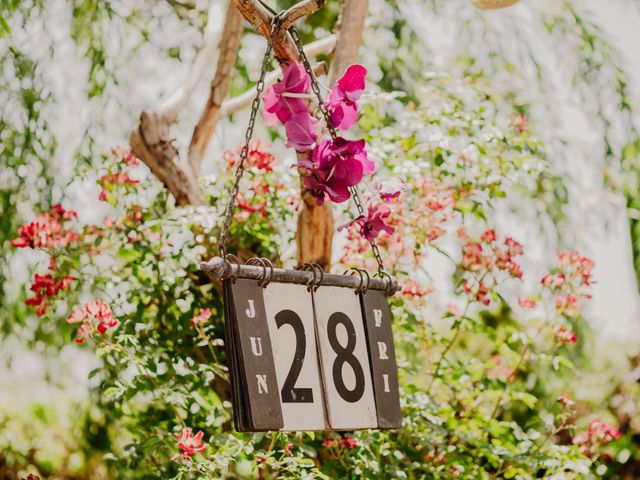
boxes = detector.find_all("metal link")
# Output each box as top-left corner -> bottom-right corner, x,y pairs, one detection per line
219,34 -> 275,257
289,27 -> 387,274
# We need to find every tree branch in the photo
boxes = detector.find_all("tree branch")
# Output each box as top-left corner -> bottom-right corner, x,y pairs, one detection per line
159,0 -> 225,123
130,112 -> 203,206
328,0 -> 368,84
233,0 -> 323,64
281,0 -> 325,30
129,0 -> 227,205
188,4 -> 244,175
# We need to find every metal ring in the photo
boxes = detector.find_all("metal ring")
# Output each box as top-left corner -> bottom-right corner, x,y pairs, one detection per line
225,254 -> 241,283
258,257 -> 274,288
354,267 -> 371,295
309,263 -> 324,292
301,263 -> 320,291
376,270 -> 396,296
349,268 -> 366,295
247,257 -> 267,286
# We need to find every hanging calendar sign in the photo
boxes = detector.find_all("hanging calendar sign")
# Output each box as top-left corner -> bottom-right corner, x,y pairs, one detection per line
204,13 -> 402,433
202,257 -> 402,432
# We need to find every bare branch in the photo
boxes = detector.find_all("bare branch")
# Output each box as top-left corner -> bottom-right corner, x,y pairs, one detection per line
281,0 -> 325,30
233,0 -> 298,64
129,0 -> 231,205
158,0 -> 225,123
130,112 -> 204,206
328,0 -> 368,84
188,4 -> 243,175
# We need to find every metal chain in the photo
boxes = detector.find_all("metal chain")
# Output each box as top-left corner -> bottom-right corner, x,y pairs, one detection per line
219,39 -> 274,258
289,27 -> 387,274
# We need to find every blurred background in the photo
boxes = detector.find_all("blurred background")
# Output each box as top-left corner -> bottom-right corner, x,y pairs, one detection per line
1,0 -> 640,478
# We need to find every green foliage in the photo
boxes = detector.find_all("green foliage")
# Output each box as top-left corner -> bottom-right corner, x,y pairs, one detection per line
2,1 -> 640,479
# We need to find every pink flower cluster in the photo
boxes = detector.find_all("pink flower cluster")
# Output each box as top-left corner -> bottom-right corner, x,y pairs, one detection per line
263,62 -> 393,241
11,204 -> 79,250
572,419 -> 621,457
66,300 -> 118,343
175,427 -> 206,457
541,250 -> 594,317
225,140 -> 276,172
553,325 -> 578,344
190,308 -> 212,327
459,229 -> 524,305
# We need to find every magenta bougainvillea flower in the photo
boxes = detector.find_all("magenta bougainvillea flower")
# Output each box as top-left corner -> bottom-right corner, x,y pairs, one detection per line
263,62 -> 311,125
341,203 -> 395,241
300,137 -> 373,204
284,111 -> 318,151
326,64 -> 367,130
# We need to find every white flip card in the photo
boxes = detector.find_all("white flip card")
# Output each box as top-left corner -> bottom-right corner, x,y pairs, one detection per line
263,283 -> 327,431
312,286 -> 377,430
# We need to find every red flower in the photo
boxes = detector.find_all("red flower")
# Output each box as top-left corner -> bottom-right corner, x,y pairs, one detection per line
284,442 -> 294,456
555,295 -> 579,317
341,436 -> 358,449
518,297 -> 537,309
191,308 -> 212,327
554,325 -> 577,344
67,300 -> 117,343
11,205 -> 79,250
481,229 -> 496,243
557,394 -> 576,408
402,279 -> 432,297
176,428 -> 206,457
86,300 -> 117,332
572,419 -> 621,457
26,273 -> 74,316
111,146 -> 139,167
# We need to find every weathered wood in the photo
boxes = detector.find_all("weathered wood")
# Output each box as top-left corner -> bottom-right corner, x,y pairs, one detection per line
130,112 -> 203,206
327,0 -> 368,84
189,4 -> 244,175
296,194 -> 334,270
361,289 -> 402,429
281,0 -> 325,30
200,256 -> 399,293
